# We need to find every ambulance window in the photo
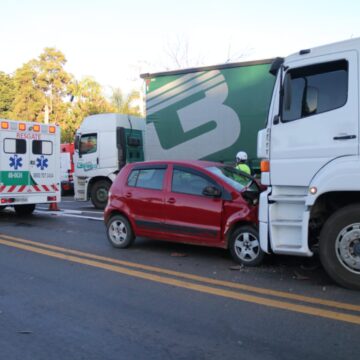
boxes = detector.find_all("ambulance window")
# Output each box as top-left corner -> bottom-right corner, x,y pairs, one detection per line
33,140 -> 53,155
4,138 -> 26,154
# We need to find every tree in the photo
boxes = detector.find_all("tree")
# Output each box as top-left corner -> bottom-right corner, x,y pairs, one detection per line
61,77 -> 114,142
35,48 -> 72,124
11,61 -> 44,122
0,72 -> 15,117
111,88 -> 141,116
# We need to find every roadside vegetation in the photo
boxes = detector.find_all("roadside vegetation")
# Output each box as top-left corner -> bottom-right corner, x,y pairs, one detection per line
0,48 -> 142,142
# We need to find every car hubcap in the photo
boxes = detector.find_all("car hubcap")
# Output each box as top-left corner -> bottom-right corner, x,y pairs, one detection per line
109,220 -> 127,245
234,232 -> 260,262
335,223 -> 360,274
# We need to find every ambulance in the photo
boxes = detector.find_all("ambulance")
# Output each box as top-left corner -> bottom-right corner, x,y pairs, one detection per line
0,119 -> 61,215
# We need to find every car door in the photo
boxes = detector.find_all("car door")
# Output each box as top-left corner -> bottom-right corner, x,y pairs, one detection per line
123,164 -> 168,237
164,165 -> 223,244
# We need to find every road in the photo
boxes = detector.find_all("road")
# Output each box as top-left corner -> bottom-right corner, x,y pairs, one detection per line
0,196 -> 359,360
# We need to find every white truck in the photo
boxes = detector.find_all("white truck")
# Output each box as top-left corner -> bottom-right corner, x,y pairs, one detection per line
73,114 -> 145,209
257,38 -> 360,290
0,119 -> 61,215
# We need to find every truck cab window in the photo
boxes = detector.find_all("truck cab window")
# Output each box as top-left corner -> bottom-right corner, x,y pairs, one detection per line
80,134 -> 97,155
282,60 -> 348,122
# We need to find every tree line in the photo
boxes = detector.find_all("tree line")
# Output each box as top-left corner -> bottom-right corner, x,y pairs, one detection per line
0,48 -> 142,142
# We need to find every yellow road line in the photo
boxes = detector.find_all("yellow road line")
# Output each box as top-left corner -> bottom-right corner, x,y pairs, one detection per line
1,233 -> 359,312
0,237 -> 359,325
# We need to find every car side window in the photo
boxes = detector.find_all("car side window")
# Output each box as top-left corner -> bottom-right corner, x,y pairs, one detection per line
172,169 -> 213,196
127,168 -> 165,190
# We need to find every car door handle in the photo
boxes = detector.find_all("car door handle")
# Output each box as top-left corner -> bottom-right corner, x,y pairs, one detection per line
167,198 -> 176,204
333,134 -> 357,140
125,192 -> 132,198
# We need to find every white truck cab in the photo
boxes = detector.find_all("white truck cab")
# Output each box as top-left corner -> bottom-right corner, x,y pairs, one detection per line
258,38 -> 360,289
73,114 -> 145,209
0,119 -> 60,215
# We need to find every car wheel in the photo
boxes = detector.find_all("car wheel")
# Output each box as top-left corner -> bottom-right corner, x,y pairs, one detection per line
14,204 -> 36,216
229,225 -> 265,266
91,180 -> 111,209
106,215 -> 135,249
319,204 -> 360,290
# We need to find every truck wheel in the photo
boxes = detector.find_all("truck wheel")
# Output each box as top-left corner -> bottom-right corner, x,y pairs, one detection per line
229,225 -> 265,266
14,204 -> 36,216
90,180 -> 111,209
319,204 -> 360,290
106,215 -> 135,248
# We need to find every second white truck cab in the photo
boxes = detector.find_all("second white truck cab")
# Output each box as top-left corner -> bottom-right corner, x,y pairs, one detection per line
258,38 -> 360,289
73,114 -> 145,209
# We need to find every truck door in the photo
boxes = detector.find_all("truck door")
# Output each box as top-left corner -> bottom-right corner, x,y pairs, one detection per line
77,133 -> 99,175
269,51 -> 358,186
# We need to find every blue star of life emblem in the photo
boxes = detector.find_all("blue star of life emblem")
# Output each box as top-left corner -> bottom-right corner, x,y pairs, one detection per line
36,155 -> 48,170
9,155 -> 23,170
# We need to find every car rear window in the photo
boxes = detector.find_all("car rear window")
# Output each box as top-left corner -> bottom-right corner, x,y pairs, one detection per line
127,168 -> 165,190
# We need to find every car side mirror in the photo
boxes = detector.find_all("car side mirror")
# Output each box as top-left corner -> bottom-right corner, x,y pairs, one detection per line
203,185 -> 222,198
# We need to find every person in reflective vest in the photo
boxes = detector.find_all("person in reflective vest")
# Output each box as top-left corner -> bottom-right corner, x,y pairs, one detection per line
235,151 -> 251,175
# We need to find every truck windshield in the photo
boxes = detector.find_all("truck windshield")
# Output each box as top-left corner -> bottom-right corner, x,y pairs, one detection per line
206,166 -> 253,192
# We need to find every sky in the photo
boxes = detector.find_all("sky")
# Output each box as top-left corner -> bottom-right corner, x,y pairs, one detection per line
1,0 -> 360,94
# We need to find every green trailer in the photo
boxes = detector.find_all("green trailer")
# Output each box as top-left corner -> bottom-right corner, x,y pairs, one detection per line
141,59 -> 275,171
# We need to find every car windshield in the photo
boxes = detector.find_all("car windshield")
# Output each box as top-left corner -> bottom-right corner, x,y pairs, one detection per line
206,166 -> 252,192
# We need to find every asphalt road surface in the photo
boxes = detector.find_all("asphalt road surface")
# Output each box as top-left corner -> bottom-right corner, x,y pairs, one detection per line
0,196 -> 359,360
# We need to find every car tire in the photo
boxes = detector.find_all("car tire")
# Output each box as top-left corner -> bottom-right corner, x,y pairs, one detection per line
106,215 -> 135,249
14,204 -> 36,216
91,180 -> 111,209
319,204 -> 360,290
229,225 -> 265,266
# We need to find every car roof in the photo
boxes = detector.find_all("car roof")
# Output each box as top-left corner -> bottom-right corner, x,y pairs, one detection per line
129,159 -> 224,168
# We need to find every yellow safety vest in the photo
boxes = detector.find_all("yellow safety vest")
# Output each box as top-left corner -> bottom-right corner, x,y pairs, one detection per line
236,163 -> 251,175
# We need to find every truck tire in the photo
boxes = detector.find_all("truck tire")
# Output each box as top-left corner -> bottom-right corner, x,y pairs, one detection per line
229,225 -> 265,266
319,204 -> 360,290
90,180 -> 111,209
14,204 -> 36,216
106,215 -> 135,248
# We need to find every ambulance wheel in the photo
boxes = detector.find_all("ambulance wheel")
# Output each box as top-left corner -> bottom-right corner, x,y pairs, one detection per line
91,180 -> 111,209
14,204 -> 36,216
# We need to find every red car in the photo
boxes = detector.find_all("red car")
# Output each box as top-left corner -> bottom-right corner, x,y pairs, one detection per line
104,160 -> 264,266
